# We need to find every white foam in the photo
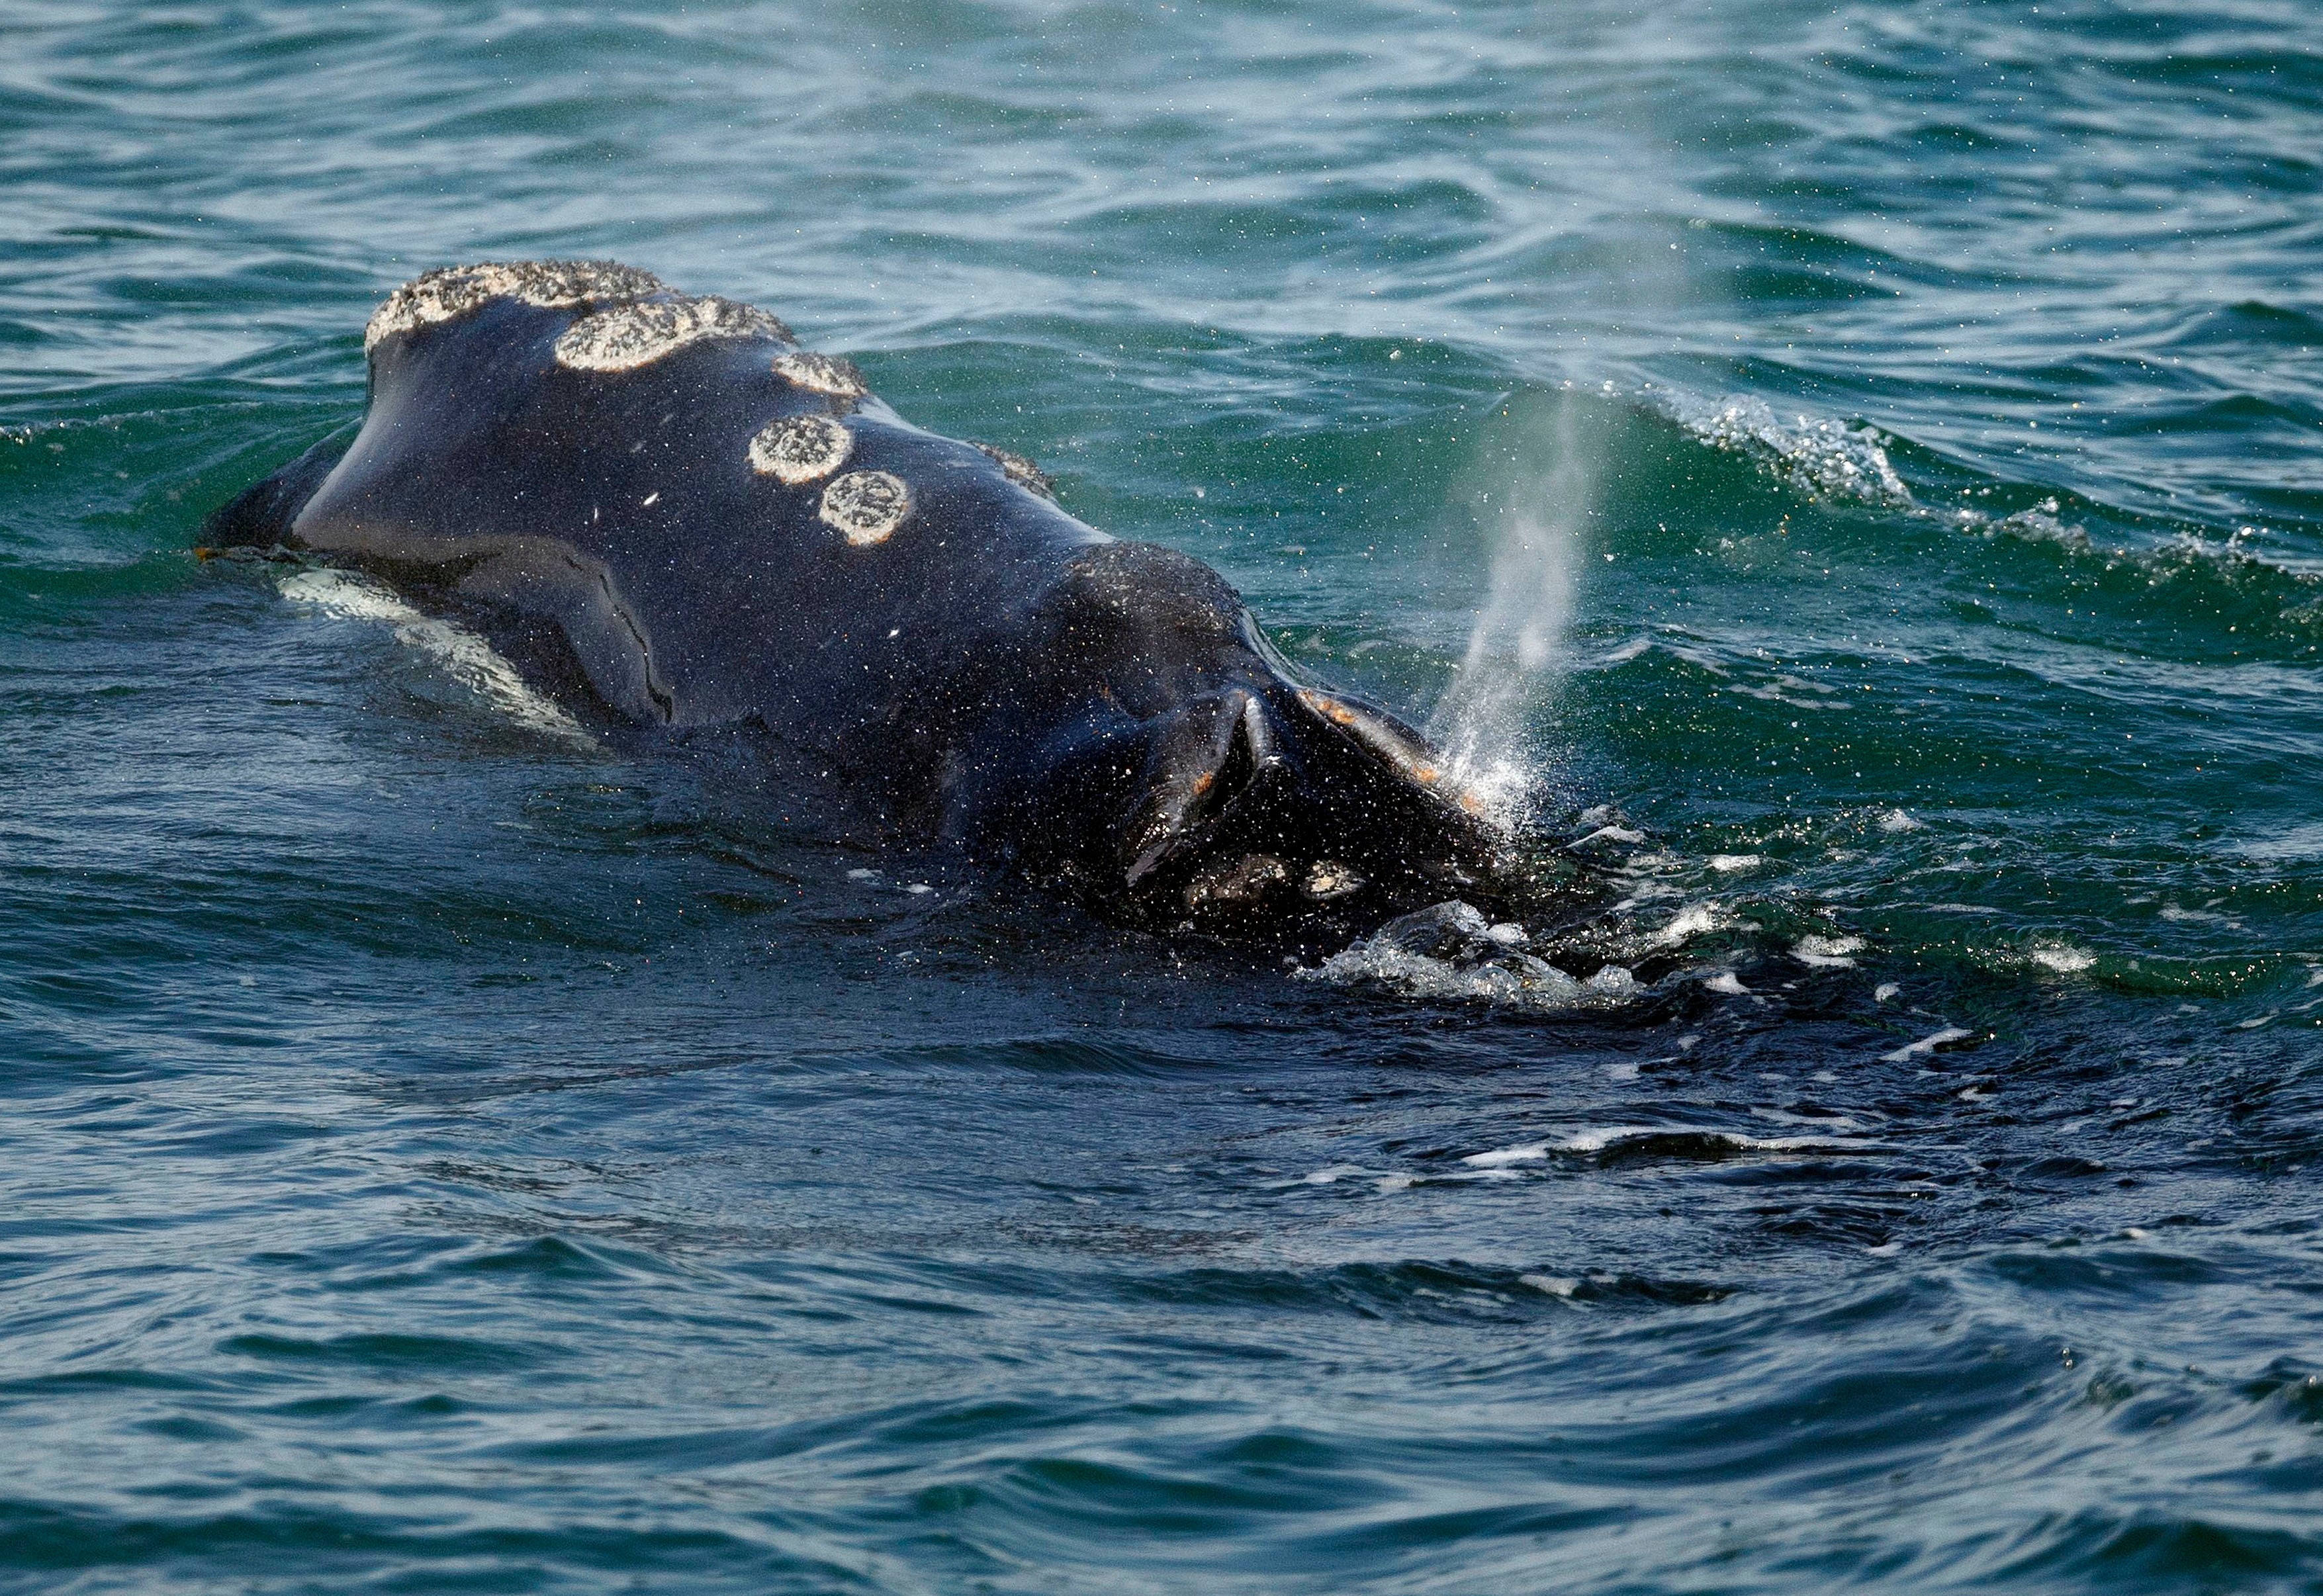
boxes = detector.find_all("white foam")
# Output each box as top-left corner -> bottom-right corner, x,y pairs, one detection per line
1296,901 -> 1639,1012
2029,944 -> 2095,974
2229,824 -> 2323,862
1882,1026 -> 1975,1063
1663,393 -> 1911,508
1652,903 -> 1729,947
1704,970 -> 1749,995
1463,1143 -> 1549,1168
1878,809 -> 1924,833
1793,934 -> 1866,969
1709,854 -> 1762,873
277,568 -> 592,745
1520,1274 -> 1580,1298
1576,824 -> 1647,846
1298,940 -> 1639,1012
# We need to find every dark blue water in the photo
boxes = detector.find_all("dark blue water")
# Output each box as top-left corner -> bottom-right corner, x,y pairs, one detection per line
5,2 -> 2322,1590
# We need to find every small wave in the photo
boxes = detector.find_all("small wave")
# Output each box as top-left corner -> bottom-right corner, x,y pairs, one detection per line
1944,498 -> 2323,644
1465,1125 -> 1880,1167
1661,392 -> 1912,508
277,567 -> 594,746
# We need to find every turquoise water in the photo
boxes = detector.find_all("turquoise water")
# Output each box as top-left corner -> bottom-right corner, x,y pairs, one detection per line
5,1 -> 2323,1590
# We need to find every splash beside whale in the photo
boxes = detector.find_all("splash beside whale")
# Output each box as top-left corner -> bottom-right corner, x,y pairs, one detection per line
205,260 -> 1509,934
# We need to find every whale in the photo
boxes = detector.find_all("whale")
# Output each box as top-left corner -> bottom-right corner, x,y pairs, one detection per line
205,260 -> 1508,935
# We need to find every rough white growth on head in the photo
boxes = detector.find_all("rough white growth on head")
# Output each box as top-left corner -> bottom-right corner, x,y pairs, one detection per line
747,414 -> 854,484
818,470 -> 911,545
773,350 -> 868,399
555,296 -> 795,373
1302,861 -> 1365,901
972,441 -> 1056,500
365,260 -> 666,355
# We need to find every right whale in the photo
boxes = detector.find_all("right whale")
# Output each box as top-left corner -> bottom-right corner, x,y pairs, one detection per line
205,261 -> 1512,936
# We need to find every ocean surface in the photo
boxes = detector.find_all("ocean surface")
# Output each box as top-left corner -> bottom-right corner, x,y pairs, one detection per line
4,1 -> 2321,1590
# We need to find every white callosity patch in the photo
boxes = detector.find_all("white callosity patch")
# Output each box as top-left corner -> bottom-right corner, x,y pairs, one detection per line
276,567 -> 592,746
555,295 -> 794,373
972,441 -> 1057,500
819,470 -> 913,546
747,414 -> 854,485
774,350 -> 868,400
1302,860 -> 1365,901
364,260 -> 666,356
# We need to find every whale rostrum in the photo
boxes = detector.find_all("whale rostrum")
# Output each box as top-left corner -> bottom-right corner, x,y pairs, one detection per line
205,261 -> 1509,934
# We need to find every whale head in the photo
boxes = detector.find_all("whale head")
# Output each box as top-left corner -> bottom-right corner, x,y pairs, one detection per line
956,541 -> 1512,936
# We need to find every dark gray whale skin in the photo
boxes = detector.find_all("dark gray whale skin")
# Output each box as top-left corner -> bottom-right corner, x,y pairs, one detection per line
205,261 -> 1506,935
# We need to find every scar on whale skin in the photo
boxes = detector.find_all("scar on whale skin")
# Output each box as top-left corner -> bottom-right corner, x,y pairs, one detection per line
819,470 -> 912,545
557,296 -> 796,372
747,414 -> 854,484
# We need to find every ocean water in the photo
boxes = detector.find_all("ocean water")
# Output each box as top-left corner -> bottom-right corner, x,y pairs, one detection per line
4,1 -> 2322,1589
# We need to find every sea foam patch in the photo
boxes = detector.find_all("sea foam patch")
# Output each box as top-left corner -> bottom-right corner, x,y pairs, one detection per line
1663,392 -> 1912,508
1298,901 -> 1639,1012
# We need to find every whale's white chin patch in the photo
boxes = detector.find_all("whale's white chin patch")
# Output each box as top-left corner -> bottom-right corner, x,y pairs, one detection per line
818,470 -> 912,546
277,567 -> 594,746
